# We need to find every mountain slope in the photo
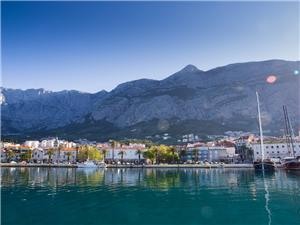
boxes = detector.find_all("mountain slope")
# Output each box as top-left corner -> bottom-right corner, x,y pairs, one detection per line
2,60 -> 299,141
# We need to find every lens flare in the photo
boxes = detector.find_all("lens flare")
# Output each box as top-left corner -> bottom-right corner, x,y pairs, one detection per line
266,75 -> 277,84
294,70 -> 299,75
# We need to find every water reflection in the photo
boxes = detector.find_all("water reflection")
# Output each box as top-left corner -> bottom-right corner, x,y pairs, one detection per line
2,168 -> 299,192
2,168 -> 300,225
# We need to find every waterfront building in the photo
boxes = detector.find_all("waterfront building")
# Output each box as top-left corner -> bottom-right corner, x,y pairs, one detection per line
2,145 -> 32,162
40,138 -> 58,148
51,148 -> 77,163
186,146 -> 228,162
32,148 -> 47,162
105,143 -> 146,163
251,142 -> 300,161
31,147 -> 77,163
24,140 -> 40,149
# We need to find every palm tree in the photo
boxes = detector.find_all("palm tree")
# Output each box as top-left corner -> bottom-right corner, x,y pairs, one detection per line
192,149 -> 199,163
169,146 -> 176,164
111,140 -> 118,162
57,144 -> 63,164
47,149 -> 55,164
118,150 -> 126,164
75,146 -> 79,162
152,147 -> 159,164
179,149 -> 187,163
135,149 -> 142,164
65,152 -> 72,163
102,149 -> 107,162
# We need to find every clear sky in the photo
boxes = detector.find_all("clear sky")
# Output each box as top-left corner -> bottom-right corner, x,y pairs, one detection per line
2,1 -> 299,92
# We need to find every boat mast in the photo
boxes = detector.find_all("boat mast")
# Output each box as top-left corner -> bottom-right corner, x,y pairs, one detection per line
256,92 -> 265,163
283,105 -> 295,158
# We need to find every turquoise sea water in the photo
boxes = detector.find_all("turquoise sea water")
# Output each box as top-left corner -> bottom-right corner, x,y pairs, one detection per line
1,167 -> 300,225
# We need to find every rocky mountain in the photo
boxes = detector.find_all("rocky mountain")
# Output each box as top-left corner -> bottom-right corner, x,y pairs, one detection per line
2,60 -> 300,141
1,88 -> 108,133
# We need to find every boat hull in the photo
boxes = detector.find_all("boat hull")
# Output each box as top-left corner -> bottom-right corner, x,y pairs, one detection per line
283,161 -> 300,170
253,161 -> 275,171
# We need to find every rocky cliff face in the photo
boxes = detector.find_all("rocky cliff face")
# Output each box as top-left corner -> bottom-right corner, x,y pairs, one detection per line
2,60 -> 300,139
1,88 -> 108,133
90,60 -> 300,130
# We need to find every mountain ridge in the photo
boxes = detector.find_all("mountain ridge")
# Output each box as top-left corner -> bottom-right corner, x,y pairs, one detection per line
2,59 -> 300,142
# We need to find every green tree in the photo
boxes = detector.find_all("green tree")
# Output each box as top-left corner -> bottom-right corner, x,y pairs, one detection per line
6,150 -> 16,162
88,146 -> 102,161
143,150 -> 155,164
77,146 -> 88,162
78,146 -> 102,162
20,150 -> 32,162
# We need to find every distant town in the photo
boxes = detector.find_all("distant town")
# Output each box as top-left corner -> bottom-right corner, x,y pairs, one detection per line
1,130 -> 300,166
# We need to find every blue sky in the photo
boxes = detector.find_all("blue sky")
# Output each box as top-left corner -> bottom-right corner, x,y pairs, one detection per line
2,1 -> 299,92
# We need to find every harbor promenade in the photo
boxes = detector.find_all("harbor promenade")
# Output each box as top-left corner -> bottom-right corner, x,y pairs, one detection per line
0,163 -> 253,168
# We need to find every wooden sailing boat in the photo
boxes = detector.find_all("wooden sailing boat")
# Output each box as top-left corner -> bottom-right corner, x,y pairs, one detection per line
282,105 -> 300,170
253,92 -> 275,171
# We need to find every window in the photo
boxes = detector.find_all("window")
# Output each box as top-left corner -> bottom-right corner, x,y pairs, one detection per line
266,146 -> 269,149
277,151 -> 280,154
257,152 -> 259,154
276,146 -> 279,148
271,146 -> 274,149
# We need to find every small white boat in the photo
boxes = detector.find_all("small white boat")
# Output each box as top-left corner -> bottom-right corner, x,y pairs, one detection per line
96,162 -> 107,168
77,161 -> 106,168
77,161 -> 97,168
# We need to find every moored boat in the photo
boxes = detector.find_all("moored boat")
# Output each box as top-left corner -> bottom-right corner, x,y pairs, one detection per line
253,92 -> 275,172
77,161 -> 106,168
253,160 -> 275,171
77,161 -> 98,168
281,106 -> 300,171
282,157 -> 300,170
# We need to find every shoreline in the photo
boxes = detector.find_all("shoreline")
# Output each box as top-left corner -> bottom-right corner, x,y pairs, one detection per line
0,163 -> 254,169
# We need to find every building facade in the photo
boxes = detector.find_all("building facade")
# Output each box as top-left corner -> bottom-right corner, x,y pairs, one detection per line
251,142 -> 300,161
186,146 -> 229,162
105,144 -> 146,163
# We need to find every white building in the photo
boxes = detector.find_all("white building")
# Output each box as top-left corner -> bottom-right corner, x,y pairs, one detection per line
40,139 -> 58,148
251,142 -> 300,161
105,144 -> 146,162
51,148 -> 77,163
24,140 -> 40,149
32,148 -> 47,162
32,148 -> 77,163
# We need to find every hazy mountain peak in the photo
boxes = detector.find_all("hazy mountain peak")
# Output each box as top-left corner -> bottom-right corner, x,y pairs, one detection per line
180,64 -> 200,73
